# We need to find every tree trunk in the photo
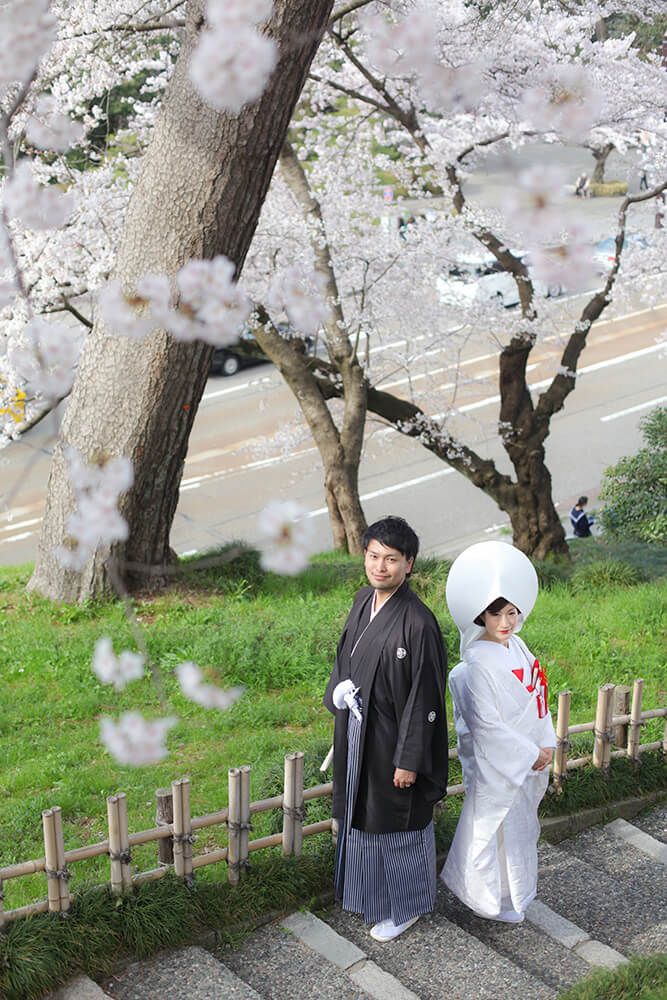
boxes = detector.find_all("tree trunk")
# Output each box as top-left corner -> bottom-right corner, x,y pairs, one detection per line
590,142 -> 615,184
28,0 -> 335,602
250,308 -> 368,554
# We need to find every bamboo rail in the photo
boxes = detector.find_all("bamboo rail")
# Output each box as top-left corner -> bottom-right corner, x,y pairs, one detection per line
0,689 -> 664,927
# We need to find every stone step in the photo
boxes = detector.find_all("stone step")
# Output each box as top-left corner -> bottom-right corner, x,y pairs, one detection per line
322,890 -> 558,1000
536,816 -> 667,957
627,801 -> 666,846
102,945 -> 262,1000
438,883 -> 592,991
220,914 -> 379,1000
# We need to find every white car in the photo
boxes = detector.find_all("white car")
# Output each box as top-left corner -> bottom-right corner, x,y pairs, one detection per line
437,252 -> 562,308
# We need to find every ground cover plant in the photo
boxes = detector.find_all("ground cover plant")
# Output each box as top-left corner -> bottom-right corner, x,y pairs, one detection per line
0,541 -> 665,916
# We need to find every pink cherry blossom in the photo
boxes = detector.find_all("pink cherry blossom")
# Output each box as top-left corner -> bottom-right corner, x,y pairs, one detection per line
100,712 -> 176,766
189,19 -> 277,114
258,499 -> 313,575
97,279 -> 157,340
8,318 -> 81,399
276,267 -> 331,337
176,661 -> 244,710
0,0 -> 56,90
55,447 -> 133,570
3,161 -> 74,231
25,95 -> 85,152
91,637 -> 145,691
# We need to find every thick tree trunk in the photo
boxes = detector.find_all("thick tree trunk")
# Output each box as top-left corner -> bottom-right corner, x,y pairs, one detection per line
28,0 -> 335,602
590,142 -> 615,184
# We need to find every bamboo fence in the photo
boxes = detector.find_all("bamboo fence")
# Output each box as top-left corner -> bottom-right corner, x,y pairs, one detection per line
1,682 -> 664,927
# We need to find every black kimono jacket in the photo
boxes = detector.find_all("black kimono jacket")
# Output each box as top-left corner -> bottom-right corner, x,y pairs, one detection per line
324,581 -> 448,834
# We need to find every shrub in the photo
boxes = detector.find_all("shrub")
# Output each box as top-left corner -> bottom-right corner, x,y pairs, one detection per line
589,181 -> 628,196
599,407 -> 667,544
570,559 -> 644,593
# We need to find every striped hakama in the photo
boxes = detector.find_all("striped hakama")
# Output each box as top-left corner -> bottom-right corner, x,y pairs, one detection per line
334,707 -> 436,925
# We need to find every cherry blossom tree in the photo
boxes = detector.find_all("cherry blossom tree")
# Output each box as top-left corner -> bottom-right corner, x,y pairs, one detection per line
241,0 -> 667,558
0,0 -> 336,603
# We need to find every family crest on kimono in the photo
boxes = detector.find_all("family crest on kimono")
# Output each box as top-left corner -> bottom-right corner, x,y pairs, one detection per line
324,516 -> 449,942
441,541 -> 556,924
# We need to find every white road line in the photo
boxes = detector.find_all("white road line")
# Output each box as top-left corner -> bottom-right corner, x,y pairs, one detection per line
0,531 -> 35,545
600,394 -> 667,423
432,342 -> 666,419
307,467 -> 455,518
0,516 -> 41,533
202,375 -> 273,401
180,446 -> 320,490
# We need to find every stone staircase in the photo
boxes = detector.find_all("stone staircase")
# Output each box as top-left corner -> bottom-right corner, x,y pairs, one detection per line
47,805 -> 666,1000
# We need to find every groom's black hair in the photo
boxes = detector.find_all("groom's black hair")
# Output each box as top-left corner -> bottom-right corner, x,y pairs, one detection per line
362,516 -> 419,574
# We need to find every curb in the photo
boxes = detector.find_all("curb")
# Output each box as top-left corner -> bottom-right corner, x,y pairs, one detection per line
538,789 -> 666,843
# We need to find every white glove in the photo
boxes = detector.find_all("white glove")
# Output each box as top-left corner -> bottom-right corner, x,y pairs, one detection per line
332,679 -> 362,721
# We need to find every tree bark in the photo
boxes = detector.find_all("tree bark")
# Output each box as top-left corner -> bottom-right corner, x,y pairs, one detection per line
248,139 -> 368,554
588,142 -> 615,184
28,0 -> 335,602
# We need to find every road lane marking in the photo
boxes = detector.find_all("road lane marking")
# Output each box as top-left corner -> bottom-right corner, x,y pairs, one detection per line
0,531 -> 35,545
306,467 -> 456,518
0,517 -> 41,533
600,395 -> 667,422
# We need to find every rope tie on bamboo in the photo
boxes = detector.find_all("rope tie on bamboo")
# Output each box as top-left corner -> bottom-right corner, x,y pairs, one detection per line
282,805 -> 305,821
108,849 -> 132,864
172,833 -> 196,845
46,867 -> 72,881
594,727 -> 615,741
556,736 -> 571,749
227,820 -> 254,832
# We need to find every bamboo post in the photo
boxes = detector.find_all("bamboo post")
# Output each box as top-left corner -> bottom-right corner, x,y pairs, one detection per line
52,806 -> 70,913
282,753 -> 296,856
173,778 -> 193,885
116,793 -> 132,890
43,808 -> 62,913
627,678 -> 645,761
227,768 -> 241,885
553,690 -> 571,789
592,683 -> 615,771
612,685 -> 632,747
239,766 -> 251,873
155,787 -> 174,866
107,795 -> 122,896
293,752 -> 304,858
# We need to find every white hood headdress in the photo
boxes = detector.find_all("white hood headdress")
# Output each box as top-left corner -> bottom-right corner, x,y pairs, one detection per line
446,541 -> 538,657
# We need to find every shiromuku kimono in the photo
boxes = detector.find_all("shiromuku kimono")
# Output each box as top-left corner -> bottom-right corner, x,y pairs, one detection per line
324,581 -> 449,925
441,541 -> 556,922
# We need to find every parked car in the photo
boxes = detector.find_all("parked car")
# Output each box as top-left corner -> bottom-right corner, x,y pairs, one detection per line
591,233 -> 649,274
437,252 -> 562,308
209,328 -> 269,377
209,323 -> 318,377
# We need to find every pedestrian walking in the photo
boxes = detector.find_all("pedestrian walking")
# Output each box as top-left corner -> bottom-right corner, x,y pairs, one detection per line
570,495 -> 593,537
324,516 -> 449,942
441,541 -> 556,923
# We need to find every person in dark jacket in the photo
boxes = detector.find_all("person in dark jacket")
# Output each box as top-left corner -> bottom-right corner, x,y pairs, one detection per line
570,496 -> 593,537
324,516 -> 448,942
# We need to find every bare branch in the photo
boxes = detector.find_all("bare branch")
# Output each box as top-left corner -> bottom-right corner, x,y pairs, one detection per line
535,179 -> 667,423
44,300 -> 94,330
329,0 -> 376,26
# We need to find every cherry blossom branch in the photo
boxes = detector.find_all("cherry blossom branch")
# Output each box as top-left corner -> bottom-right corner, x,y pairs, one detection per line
534,178 -> 667,424
308,354 -> 513,502
329,0 -> 377,26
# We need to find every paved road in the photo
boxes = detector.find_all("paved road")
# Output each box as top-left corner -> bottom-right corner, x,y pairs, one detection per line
2,293 -> 665,567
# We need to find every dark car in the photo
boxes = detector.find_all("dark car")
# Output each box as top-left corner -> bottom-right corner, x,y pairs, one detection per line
209,329 -> 270,377
210,323 -> 318,376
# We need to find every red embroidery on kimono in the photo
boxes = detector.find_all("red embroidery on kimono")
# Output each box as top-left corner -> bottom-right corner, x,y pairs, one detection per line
512,667 -> 524,683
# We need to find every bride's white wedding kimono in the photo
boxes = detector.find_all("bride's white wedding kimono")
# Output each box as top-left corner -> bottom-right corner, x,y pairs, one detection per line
442,634 -> 556,921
